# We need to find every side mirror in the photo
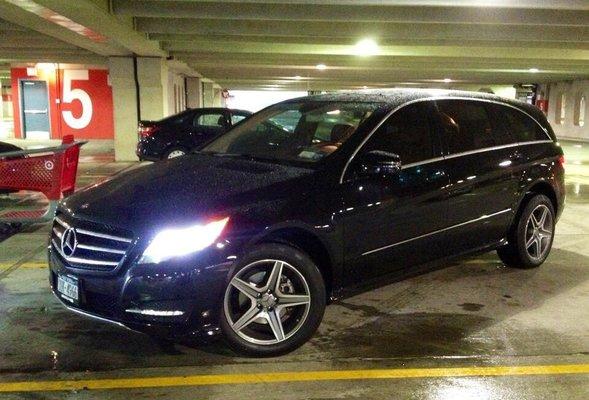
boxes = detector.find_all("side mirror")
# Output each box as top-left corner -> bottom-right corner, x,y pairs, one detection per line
356,150 -> 402,177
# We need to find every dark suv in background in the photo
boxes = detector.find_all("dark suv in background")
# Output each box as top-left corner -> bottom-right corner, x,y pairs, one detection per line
50,89 -> 564,356
136,107 -> 251,160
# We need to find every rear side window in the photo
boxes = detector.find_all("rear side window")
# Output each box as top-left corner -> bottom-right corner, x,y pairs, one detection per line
231,114 -> 247,125
498,106 -> 550,143
361,102 -> 434,165
194,112 -> 226,127
436,100 -> 501,154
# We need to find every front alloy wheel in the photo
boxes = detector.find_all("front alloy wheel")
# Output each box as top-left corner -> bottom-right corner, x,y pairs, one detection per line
221,244 -> 325,356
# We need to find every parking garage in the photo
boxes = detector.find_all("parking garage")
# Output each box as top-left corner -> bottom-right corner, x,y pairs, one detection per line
1,0 -> 589,398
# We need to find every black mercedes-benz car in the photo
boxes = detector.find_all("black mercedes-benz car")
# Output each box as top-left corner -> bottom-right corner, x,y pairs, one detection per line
49,89 -> 565,356
136,107 -> 251,161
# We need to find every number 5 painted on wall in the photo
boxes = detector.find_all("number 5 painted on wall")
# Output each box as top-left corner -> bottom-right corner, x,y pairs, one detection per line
62,70 -> 93,129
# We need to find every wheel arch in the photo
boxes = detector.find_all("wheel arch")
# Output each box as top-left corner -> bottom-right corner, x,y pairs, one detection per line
523,180 -> 558,214
251,225 -> 336,300
511,179 -> 559,229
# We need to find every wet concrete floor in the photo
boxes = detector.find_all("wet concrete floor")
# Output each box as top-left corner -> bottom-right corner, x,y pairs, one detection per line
0,141 -> 588,398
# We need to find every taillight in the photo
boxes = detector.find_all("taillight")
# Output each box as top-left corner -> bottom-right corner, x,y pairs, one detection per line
138,125 -> 159,138
558,155 -> 565,166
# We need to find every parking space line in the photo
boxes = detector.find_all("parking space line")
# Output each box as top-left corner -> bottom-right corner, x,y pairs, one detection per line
0,262 -> 46,270
0,245 -> 48,279
1,364 -> 588,393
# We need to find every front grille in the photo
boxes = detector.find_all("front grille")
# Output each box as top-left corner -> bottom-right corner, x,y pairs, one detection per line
50,213 -> 134,271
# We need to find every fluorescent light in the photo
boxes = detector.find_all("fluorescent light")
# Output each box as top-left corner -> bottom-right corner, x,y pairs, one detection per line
354,38 -> 379,56
140,218 -> 229,264
529,68 -> 540,73
293,75 -> 302,80
443,78 -> 452,83
316,64 -> 327,70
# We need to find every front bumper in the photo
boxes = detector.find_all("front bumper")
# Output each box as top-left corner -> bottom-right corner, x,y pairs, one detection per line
48,245 -> 233,338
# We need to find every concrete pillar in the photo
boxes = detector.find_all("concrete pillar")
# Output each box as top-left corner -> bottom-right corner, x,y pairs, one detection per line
202,82 -> 215,107
186,77 -> 202,108
109,56 -> 171,161
108,57 -> 139,162
136,57 -> 168,120
213,88 -> 223,107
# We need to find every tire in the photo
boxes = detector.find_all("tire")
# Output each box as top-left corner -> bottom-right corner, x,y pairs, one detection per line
162,147 -> 188,160
498,194 -> 555,269
220,243 -> 326,357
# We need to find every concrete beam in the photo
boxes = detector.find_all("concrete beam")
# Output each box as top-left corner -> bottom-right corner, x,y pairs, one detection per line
0,51 -> 106,64
155,34 -> 589,46
125,0 -> 589,10
29,0 -> 165,56
165,41 -> 589,61
115,1 -> 589,26
136,18 -> 589,43
0,2 -> 128,56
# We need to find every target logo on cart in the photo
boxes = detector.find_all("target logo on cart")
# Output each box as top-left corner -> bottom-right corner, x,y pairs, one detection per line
44,161 -> 54,171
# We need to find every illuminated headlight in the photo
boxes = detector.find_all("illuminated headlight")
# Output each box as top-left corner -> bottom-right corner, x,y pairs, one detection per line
139,217 -> 229,264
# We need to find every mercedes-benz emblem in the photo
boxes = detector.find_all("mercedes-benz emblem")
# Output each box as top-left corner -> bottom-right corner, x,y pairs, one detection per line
61,227 -> 78,257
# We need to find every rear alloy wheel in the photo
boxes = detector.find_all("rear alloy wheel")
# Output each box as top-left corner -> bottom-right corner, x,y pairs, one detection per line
221,244 -> 325,356
164,147 -> 187,159
498,194 -> 555,269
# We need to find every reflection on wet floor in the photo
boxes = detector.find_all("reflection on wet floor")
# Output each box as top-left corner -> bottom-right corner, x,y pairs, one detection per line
566,182 -> 589,202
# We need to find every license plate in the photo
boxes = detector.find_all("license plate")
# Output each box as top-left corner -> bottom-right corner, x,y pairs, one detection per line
57,274 -> 79,303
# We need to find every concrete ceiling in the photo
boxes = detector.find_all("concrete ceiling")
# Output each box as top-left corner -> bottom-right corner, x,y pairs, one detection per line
112,0 -> 589,90
2,0 -> 589,90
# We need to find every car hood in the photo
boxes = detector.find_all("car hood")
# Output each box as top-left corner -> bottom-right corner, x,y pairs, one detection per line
62,153 -> 316,235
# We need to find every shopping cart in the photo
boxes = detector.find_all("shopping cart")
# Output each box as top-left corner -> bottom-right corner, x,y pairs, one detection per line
0,135 -> 86,225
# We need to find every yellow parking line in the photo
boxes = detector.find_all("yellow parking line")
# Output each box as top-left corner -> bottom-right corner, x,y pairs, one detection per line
1,364 -> 588,392
0,262 -> 46,270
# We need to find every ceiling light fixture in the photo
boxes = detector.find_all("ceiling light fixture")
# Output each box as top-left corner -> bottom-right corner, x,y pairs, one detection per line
294,75 -> 302,80
354,38 -> 380,57
443,78 -> 452,83
316,64 -> 327,70
529,68 -> 540,73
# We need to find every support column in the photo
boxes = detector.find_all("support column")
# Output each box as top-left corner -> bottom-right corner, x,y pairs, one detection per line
213,88 -> 223,107
185,77 -> 202,108
136,57 -> 168,120
108,57 -> 138,162
109,56 -> 170,161
202,82 -> 215,107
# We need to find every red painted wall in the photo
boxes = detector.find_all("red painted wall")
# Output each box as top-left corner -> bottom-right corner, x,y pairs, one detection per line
11,67 -> 114,139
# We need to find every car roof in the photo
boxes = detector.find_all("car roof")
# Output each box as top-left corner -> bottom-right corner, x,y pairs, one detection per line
282,88 -> 549,131
189,107 -> 251,114
287,88 -> 533,111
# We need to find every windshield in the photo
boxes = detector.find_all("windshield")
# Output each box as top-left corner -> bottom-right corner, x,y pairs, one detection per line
202,101 -> 383,163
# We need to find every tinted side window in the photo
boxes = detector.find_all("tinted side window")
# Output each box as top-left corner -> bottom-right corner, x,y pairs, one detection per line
231,114 -> 247,125
194,112 -> 226,127
361,102 -> 434,165
436,100 -> 495,153
499,107 -> 550,142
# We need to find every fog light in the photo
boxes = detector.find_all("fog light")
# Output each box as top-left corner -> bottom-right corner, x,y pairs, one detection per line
125,308 -> 184,317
